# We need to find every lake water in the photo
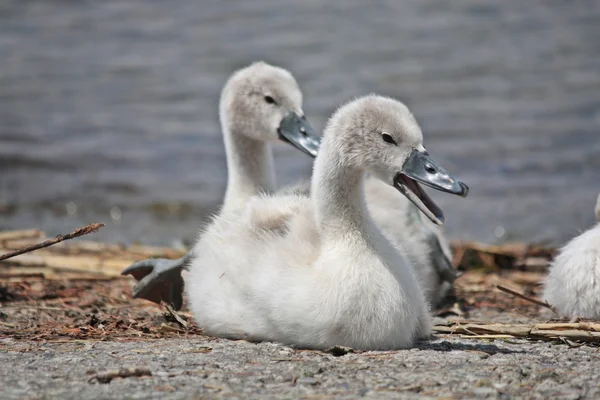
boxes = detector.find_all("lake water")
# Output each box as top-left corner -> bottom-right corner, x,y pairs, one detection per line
1,0 -> 599,247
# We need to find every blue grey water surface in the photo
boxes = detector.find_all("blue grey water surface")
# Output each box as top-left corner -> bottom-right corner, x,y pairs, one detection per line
1,0 -> 599,246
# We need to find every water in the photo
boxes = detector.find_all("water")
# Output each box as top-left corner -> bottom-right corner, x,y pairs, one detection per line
1,0 -> 599,246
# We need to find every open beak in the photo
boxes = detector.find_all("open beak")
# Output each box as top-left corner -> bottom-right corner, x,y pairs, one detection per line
394,149 -> 468,225
277,112 -> 320,157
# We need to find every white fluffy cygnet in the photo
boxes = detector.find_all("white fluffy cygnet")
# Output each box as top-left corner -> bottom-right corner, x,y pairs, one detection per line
185,95 -> 468,350
121,61 -> 319,308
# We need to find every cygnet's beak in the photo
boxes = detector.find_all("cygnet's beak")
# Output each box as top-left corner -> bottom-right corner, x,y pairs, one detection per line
278,112 -> 320,157
394,149 -> 469,225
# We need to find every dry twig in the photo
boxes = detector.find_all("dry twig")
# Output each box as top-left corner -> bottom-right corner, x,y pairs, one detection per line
165,304 -> 188,328
495,284 -> 557,314
0,223 -> 105,262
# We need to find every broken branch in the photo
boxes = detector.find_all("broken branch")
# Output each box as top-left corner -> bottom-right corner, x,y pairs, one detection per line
0,223 -> 105,262
495,284 -> 557,314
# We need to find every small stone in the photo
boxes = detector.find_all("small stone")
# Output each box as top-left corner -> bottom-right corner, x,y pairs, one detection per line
297,377 -> 319,386
280,374 -> 296,383
473,387 -> 497,397
475,379 -> 492,387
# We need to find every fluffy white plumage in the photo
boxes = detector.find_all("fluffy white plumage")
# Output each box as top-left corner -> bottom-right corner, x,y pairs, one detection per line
186,95 -> 435,350
543,193 -> 600,319
364,179 -> 454,307
280,178 -> 454,307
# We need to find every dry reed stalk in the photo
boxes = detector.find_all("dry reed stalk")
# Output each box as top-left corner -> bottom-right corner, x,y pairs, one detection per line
434,321 -> 600,343
0,223 -> 105,262
495,284 -> 557,314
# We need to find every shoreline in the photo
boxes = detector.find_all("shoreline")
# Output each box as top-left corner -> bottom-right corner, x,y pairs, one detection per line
1,228 -> 598,398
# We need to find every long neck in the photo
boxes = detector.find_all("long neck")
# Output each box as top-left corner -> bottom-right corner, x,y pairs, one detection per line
221,125 -> 276,214
311,139 -> 373,243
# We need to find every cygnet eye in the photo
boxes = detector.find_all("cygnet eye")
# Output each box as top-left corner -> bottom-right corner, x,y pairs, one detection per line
264,95 -> 276,105
381,132 -> 397,146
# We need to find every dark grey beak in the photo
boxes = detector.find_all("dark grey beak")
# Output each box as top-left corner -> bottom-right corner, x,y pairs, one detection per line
394,149 -> 468,225
278,112 -> 320,157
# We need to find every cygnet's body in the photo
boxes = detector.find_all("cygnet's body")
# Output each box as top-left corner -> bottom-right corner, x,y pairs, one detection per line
281,179 -> 455,308
543,193 -> 600,319
186,95 -> 468,349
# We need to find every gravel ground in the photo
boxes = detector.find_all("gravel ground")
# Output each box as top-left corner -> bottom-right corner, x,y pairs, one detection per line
1,332 -> 598,399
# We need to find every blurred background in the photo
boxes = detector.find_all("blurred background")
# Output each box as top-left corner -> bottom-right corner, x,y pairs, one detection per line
1,0 -> 599,247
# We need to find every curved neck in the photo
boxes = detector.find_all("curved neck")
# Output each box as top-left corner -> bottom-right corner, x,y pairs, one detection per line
221,125 -> 276,214
311,139 -> 372,242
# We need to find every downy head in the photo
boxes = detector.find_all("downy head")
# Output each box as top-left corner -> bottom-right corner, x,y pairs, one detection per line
324,94 -> 468,225
219,61 -> 319,156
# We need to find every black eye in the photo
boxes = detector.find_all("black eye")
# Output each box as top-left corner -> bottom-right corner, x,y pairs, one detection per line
264,95 -> 276,105
381,133 -> 397,145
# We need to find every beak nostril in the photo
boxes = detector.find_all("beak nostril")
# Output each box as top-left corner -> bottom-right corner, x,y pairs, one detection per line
425,164 -> 436,173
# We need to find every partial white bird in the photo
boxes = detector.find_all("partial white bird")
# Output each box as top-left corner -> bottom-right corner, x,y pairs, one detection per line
185,95 -> 468,350
121,61 -> 319,308
543,193 -> 600,319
